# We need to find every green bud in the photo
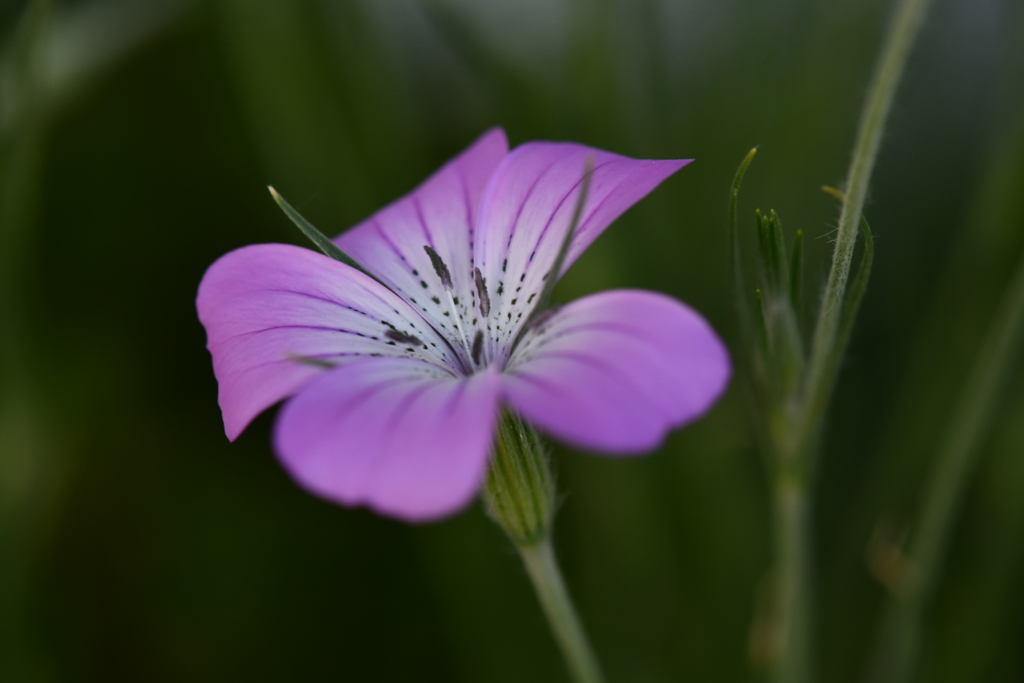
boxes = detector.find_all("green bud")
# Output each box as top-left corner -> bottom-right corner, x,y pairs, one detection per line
751,209 -> 806,399
483,411 -> 555,547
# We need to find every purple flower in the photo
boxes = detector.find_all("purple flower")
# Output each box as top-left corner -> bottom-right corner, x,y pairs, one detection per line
197,129 -> 730,522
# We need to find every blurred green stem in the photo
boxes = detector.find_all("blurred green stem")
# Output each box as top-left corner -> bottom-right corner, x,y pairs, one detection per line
518,539 -> 607,683
1,2 -> 52,679
868,247 -> 1024,683
771,476 -> 812,683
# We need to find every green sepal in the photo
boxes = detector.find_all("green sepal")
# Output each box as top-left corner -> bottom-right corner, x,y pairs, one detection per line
790,229 -> 804,315
483,411 -> 555,547
756,209 -> 789,298
268,186 -> 367,274
769,210 -> 789,297
755,209 -> 770,284
754,288 -> 771,365
752,206 -> 806,398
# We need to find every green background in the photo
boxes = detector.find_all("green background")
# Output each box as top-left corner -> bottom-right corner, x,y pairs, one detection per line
2,0 -> 1023,680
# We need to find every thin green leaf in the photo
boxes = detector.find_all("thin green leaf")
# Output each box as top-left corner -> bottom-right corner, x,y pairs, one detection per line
728,147 -> 758,341
285,353 -> 338,369
268,186 -> 366,273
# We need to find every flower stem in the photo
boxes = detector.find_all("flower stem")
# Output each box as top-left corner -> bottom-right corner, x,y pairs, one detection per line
802,0 -> 934,453
771,476 -> 812,683
484,413 -> 604,683
517,538 -> 607,683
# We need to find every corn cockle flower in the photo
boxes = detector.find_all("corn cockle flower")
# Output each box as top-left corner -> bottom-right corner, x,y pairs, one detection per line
197,128 -> 730,522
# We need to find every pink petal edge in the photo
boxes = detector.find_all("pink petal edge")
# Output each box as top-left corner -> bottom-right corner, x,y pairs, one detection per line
274,358 -> 502,522
502,289 -> 730,454
472,141 -> 690,361
196,243 -> 455,441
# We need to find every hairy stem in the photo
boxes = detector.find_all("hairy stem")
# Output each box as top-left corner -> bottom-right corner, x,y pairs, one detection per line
802,0 -> 934,460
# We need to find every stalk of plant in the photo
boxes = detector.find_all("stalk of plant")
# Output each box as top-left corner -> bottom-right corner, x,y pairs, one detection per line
730,0 -> 935,680
484,411 -> 605,683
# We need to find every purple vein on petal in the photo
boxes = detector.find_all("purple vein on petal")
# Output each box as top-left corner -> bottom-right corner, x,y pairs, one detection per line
223,324 -> 384,344
324,376 -> 413,445
526,159 -> 613,266
262,288 -> 376,318
459,170 -> 476,265
502,156 -> 562,252
512,348 -> 673,420
412,195 -> 436,250
327,361 -> 450,432
254,288 -> 432,338
365,219 -> 468,352
512,320 -> 669,358
371,220 -> 419,289
228,348 -> 438,383
503,368 -> 572,401
364,376 -> 452,492
573,171 -> 633,241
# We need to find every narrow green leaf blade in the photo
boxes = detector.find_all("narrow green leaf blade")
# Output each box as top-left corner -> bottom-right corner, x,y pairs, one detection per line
268,186 -> 365,272
285,353 -> 338,369
728,147 -> 758,342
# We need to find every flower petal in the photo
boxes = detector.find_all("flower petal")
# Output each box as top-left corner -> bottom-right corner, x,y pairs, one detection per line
274,358 -> 502,522
197,243 -> 459,441
335,128 -> 509,365
474,142 -> 690,362
502,290 -> 729,454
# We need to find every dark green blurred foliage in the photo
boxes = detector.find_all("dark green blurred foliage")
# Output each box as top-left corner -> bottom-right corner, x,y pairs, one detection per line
1,0 -> 1022,681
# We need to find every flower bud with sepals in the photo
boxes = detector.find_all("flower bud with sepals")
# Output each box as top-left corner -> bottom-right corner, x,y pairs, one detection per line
483,410 -> 555,547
